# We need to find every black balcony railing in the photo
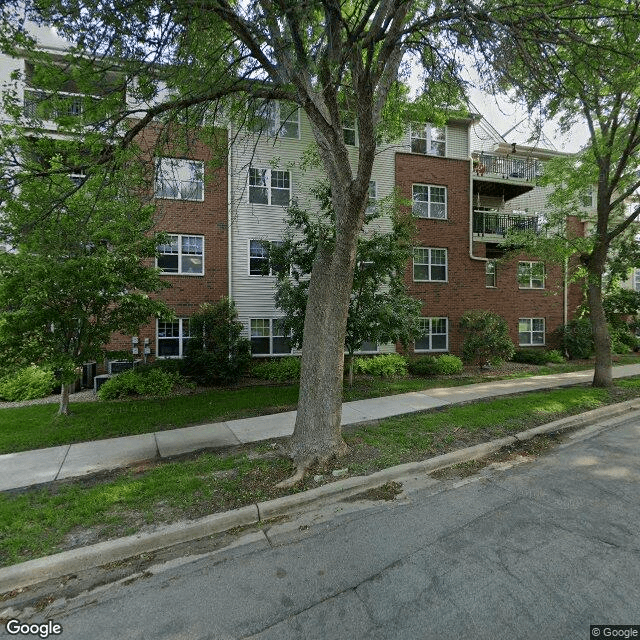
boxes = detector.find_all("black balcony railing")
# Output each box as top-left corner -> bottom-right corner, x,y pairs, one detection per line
473,210 -> 539,237
473,153 -> 542,182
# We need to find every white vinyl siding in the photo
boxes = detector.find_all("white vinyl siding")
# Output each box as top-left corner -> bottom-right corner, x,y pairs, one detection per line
415,317 -> 448,352
519,318 -> 545,346
413,248 -> 447,282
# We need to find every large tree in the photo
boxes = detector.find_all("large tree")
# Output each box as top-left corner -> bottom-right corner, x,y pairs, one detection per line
1,0 -> 626,479
486,4 -> 640,387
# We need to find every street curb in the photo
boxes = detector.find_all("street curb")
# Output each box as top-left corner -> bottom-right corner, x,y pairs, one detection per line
2,397 -> 640,594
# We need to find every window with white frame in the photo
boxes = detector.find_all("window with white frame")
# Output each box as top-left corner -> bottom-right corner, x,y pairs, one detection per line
157,318 -> 191,357
410,123 -> 446,156
343,114 -> 357,146
250,318 -> 292,355
415,317 -> 448,352
519,318 -> 545,346
155,158 -> 204,201
580,187 -> 594,208
634,268 -> 640,292
517,261 -> 545,289
412,184 -> 447,219
366,180 -> 377,212
157,234 -> 204,275
248,240 -> 286,276
248,168 -> 291,206
356,341 -> 378,353
413,247 -> 447,282
251,101 -> 299,138
486,260 -> 497,288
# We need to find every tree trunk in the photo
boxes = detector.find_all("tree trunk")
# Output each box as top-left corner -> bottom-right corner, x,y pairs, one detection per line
279,231 -> 358,481
58,382 -> 71,415
586,270 -> 612,387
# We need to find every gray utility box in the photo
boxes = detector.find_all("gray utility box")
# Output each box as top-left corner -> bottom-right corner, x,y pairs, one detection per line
94,374 -> 112,394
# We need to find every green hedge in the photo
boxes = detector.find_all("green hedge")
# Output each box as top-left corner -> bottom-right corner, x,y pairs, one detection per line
98,367 -> 190,400
251,357 -> 301,382
408,354 -> 463,376
0,365 -> 56,401
352,354 -> 408,378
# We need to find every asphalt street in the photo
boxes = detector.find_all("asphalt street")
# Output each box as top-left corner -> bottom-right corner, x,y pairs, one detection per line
3,413 -> 640,640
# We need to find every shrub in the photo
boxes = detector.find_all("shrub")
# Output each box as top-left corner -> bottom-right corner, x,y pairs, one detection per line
609,324 -> 637,354
352,354 -> 408,378
408,354 -> 462,376
0,365 -> 56,401
559,318 -> 594,359
512,349 -> 549,365
251,357 -> 301,382
182,298 -> 252,385
459,310 -> 515,365
544,349 -> 565,364
436,354 -> 464,374
408,355 -> 439,376
98,368 -> 188,400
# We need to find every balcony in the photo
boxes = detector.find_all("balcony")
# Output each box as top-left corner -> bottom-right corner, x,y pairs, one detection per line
472,152 -> 542,201
23,89 -> 101,125
473,209 -> 540,240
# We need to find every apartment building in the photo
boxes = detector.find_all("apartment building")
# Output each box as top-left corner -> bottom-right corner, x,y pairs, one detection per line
1,29 -> 584,365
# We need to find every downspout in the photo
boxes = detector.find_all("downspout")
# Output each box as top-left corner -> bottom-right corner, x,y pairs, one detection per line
227,126 -> 233,303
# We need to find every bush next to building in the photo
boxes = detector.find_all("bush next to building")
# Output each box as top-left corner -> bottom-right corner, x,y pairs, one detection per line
352,354 -> 408,378
408,354 -> 463,376
251,357 -> 302,382
459,310 -> 515,366
0,365 -> 56,402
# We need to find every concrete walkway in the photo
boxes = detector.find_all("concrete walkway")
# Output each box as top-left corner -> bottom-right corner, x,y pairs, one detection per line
2,364 -> 639,493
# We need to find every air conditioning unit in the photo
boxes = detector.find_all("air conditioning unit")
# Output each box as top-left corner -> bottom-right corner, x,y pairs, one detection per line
107,360 -> 140,375
94,374 -> 112,393
81,362 -> 97,388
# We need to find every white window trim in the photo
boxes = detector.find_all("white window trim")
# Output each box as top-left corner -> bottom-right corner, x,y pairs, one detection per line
154,158 -> 204,202
410,123 -> 446,157
412,184 -> 448,220
343,115 -> 358,146
519,317 -> 546,346
634,268 -> 640,292
248,167 -> 292,206
156,318 -> 191,358
249,318 -> 293,356
486,260 -> 497,288
413,247 -> 448,282
250,100 -> 300,139
415,317 -> 449,353
157,234 -> 205,276
518,261 -> 545,289
248,239 -> 286,276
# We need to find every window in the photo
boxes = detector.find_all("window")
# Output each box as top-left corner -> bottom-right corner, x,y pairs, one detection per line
410,123 -> 446,156
249,240 -> 286,276
250,318 -> 292,355
415,317 -> 448,352
366,181 -> 377,212
412,184 -> 447,219
634,268 -> 640,292
486,261 -> 496,288
517,261 -> 545,289
343,115 -> 357,146
413,248 -> 447,282
519,318 -> 545,346
248,168 -> 291,206
580,188 -> 594,208
157,234 -> 204,275
155,158 -> 204,201
356,341 -> 378,353
157,318 -> 191,357
251,101 -> 299,138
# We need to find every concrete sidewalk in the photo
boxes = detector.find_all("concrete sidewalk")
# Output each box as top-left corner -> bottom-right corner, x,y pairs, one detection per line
2,364 -> 639,493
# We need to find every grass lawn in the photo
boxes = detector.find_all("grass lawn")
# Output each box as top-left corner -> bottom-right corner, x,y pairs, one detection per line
1,356 -> 639,455
1,379 -> 639,567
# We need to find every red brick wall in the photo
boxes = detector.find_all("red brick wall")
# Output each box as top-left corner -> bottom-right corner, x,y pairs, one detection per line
395,152 -> 583,356
105,125 -> 228,360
